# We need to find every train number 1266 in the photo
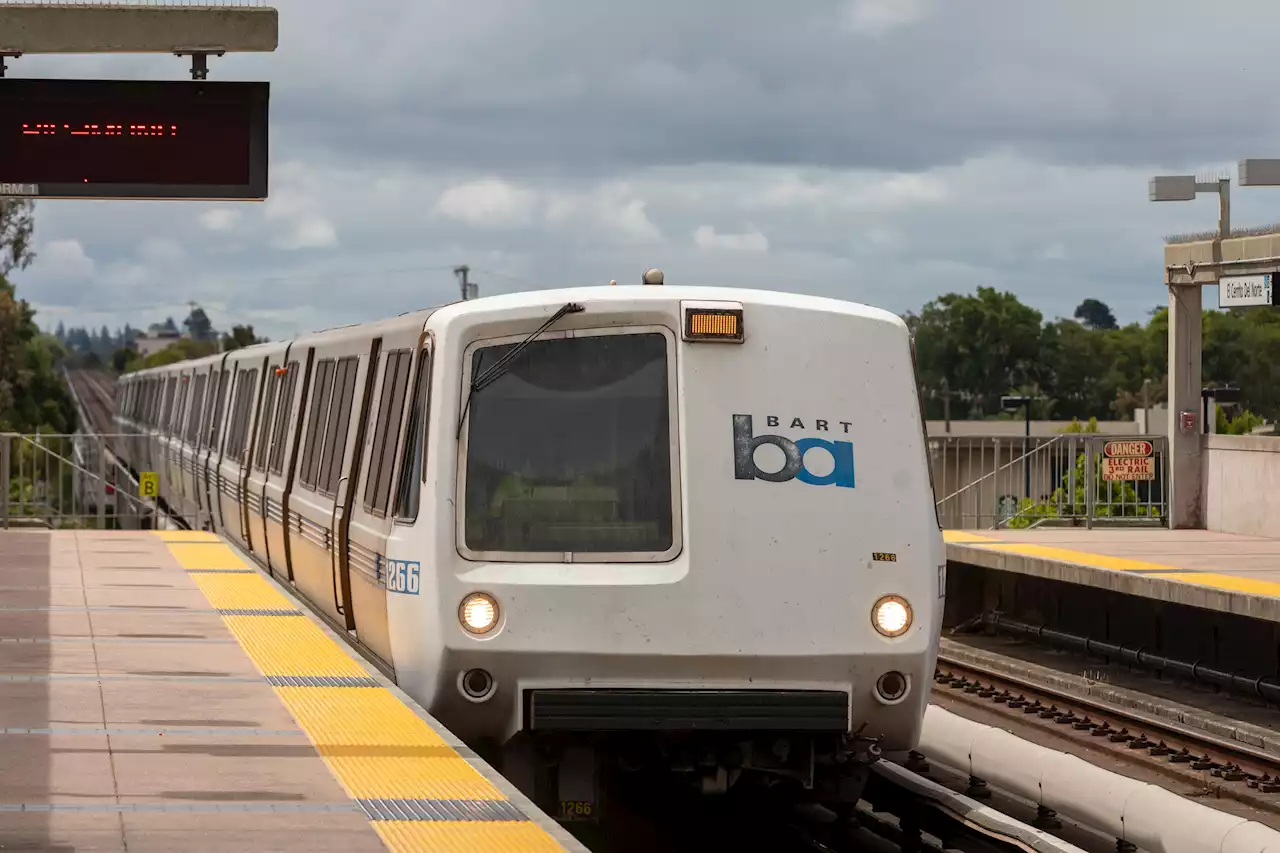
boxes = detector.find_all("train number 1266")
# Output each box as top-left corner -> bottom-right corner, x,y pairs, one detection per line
385,559 -> 421,595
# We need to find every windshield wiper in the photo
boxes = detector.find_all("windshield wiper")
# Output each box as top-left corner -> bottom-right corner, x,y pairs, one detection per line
455,302 -> 584,438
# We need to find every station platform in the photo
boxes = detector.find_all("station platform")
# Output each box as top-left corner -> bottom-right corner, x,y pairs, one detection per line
0,528 -> 579,852
944,528 -> 1280,621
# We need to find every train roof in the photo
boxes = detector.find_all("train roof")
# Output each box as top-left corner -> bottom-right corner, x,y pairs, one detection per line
119,284 -> 904,380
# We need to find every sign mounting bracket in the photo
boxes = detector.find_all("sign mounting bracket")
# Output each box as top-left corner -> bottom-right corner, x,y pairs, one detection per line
173,48 -> 227,81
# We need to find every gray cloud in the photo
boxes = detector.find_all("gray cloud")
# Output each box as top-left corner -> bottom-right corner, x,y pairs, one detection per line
11,0 -> 1280,343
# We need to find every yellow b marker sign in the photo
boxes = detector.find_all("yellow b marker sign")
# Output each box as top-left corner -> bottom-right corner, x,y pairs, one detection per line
139,472 -> 159,498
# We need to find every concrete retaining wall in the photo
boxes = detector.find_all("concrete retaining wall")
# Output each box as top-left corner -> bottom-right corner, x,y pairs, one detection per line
1204,434 -> 1280,537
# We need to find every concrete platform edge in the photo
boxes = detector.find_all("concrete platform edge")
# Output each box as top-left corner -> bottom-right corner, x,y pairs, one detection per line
946,542 -> 1280,622
221,537 -> 591,853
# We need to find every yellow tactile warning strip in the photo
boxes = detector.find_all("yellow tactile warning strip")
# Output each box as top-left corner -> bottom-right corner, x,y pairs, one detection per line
152,531 -> 569,853
943,530 -> 1280,600
224,614 -> 372,678
372,821 -> 570,852
940,530 -> 997,544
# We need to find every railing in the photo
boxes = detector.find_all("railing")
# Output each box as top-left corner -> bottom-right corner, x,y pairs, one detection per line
931,434 -> 1168,530
1,433 -> 157,530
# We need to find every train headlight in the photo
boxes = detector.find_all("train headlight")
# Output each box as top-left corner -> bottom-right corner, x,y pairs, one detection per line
872,595 -> 912,638
459,593 -> 499,635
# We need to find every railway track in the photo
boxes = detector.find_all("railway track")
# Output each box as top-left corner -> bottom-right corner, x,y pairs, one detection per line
934,647 -> 1280,816
67,368 -> 117,436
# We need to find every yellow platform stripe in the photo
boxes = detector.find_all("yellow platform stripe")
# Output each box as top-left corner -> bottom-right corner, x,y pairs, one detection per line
166,541 -> 252,570
952,538 -> 1280,602
973,542 -> 1178,574
153,531 -> 565,852
942,530 -> 998,544
189,572 -> 298,611
373,821 -> 569,852
277,686 -> 506,800
1154,571 -> 1280,599
223,615 -> 371,678
154,529 -> 222,543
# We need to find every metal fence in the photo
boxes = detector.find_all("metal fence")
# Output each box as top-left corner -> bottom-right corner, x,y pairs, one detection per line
931,434 -> 1169,530
1,433 -> 157,530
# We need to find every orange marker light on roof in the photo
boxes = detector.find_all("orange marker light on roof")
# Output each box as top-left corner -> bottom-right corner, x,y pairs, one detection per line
682,302 -> 745,344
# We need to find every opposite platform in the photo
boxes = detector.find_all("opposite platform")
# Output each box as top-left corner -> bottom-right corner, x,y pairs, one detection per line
0,528 -> 582,853
945,528 -> 1280,622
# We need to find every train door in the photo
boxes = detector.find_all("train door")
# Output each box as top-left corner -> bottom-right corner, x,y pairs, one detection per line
241,350 -> 280,558
244,351 -> 288,568
286,338 -> 368,630
166,371 -> 190,516
259,348 -> 302,581
157,375 -> 178,507
345,334 -> 420,667
179,369 -> 209,525
240,362 -> 267,547
199,364 -> 230,533
271,349 -> 312,582
216,362 -> 260,549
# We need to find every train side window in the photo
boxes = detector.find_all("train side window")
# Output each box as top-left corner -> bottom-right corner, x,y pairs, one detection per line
225,370 -> 247,461
225,371 -> 247,460
208,369 -> 230,452
318,356 -> 358,495
364,350 -> 411,516
239,363 -> 258,458
160,377 -> 176,432
392,345 -> 432,522
300,359 -> 336,490
254,369 -> 280,472
235,369 -> 259,463
268,361 -> 299,475
186,374 -> 207,446
172,375 -> 189,436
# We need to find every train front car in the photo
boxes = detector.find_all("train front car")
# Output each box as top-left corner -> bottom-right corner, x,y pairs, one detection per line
388,281 -> 943,818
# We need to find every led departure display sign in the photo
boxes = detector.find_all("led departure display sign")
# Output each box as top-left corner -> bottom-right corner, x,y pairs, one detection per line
0,79 -> 269,200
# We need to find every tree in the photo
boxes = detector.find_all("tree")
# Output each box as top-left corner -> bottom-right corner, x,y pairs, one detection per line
906,287 -> 1045,419
111,347 -> 137,374
0,200 -> 35,277
221,324 -> 267,352
1074,298 -> 1118,330
183,306 -> 214,341
0,275 -> 75,433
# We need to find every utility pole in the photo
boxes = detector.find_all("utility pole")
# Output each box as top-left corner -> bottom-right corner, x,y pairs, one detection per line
454,265 -> 478,301
936,382 -> 956,434
1141,378 -> 1151,434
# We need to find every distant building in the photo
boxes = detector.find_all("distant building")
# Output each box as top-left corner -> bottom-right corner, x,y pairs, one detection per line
131,324 -> 185,358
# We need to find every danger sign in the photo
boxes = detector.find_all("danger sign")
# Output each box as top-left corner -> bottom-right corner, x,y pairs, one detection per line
1103,440 -> 1153,459
1102,456 -> 1156,481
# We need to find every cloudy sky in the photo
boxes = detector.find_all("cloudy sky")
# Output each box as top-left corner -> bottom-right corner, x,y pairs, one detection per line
11,0 -> 1280,340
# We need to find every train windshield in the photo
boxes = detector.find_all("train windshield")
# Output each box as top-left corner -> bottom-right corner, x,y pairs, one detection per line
462,331 -> 674,557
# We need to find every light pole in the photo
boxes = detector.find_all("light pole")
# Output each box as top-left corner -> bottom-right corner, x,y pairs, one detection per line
1149,175 -> 1229,237
1150,160 -> 1280,528
1149,173 -> 1228,529
1001,394 -> 1034,499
